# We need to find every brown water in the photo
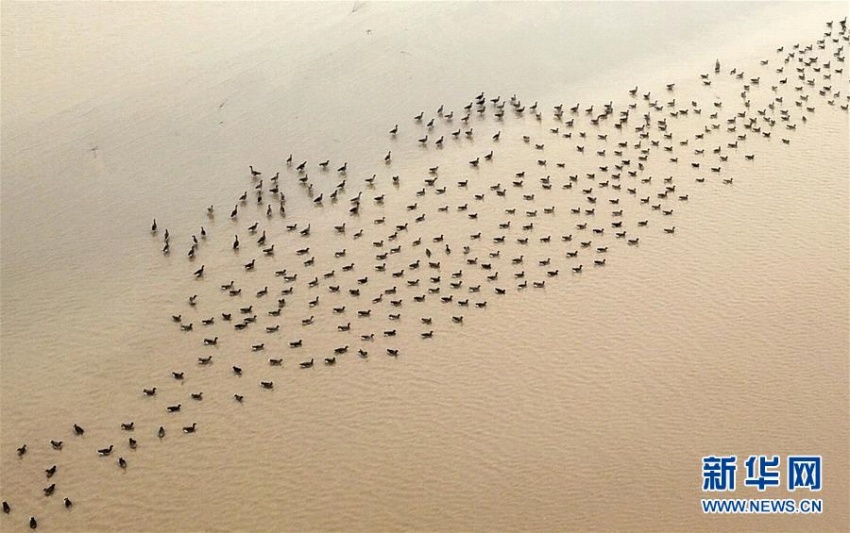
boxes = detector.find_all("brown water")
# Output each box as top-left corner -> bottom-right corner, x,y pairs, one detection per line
2,2 -> 848,531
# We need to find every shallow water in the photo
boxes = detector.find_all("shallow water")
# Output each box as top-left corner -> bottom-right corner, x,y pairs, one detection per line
1,2 -> 848,531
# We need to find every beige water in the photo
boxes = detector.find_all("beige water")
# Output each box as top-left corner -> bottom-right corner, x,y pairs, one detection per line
2,2 -> 848,531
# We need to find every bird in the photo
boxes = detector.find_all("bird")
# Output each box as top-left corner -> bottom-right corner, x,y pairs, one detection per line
97,445 -> 114,456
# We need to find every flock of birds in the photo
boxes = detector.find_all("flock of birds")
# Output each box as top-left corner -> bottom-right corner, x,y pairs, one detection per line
3,17 -> 848,530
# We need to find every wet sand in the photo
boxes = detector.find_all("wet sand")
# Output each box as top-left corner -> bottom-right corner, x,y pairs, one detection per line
1,2 -> 848,531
